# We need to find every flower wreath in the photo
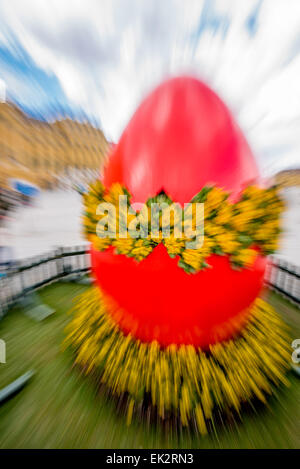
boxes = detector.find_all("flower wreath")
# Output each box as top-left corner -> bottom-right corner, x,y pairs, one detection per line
64,288 -> 290,433
82,181 -> 284,273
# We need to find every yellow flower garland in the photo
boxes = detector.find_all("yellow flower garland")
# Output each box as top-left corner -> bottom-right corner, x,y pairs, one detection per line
64,287 -> 290,433
82,181 -> 284,273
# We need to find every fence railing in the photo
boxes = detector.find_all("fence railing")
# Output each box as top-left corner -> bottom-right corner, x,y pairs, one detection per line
0,245 -> 90,317
0,248 -> 299,318
265,256 -> 300,306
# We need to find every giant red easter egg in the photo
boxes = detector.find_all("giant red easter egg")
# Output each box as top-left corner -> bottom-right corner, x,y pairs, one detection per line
91,76 -> 266,348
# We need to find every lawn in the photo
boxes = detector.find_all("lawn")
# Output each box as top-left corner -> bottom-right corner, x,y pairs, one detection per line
0,282 -> 299,449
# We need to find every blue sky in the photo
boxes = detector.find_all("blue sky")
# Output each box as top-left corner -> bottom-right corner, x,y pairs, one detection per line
0,27 -> 97,124
0,0 -> 300,175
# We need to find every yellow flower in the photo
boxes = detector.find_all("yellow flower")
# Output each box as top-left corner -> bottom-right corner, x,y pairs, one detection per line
113,237 -> 134,255
261,240 -> 279,252
90,234 -> 111,251
137,205 -> 151,227
214,202 -> 232,225
253,219 -> 280,242
163,235 -> 185,256
149,229 -> 164,244
104,183 -> 126,205
84,204 -> 98,218
127,212 -> 138,226
182,249 -> 205,270
204,222 -> 222,237
231,211 -> 252,232
205,187 -> 228,216
233,248 -> 257,267
199,236 -> 215,255
83,216 -> 96,231
242,185 -> 265,201
83,194 -> 99,211
131,239 -> 153,261
215,231 -> 239,254
88,180 -> 105,197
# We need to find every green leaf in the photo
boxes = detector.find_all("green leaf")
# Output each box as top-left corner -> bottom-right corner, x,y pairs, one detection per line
238,234 -> 253,247
178,259 -> 195,274
190,186 -> 214,203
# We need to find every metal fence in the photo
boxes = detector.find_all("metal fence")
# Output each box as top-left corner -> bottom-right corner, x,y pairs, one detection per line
0,245 -> 90,317
0,247 -> 299,319
265,256 -> 300,307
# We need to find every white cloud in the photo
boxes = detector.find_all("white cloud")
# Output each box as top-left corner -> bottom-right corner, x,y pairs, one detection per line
0,0 -> 300,173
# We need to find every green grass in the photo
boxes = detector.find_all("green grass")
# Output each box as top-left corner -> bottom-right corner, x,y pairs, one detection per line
0,282 -> 299,449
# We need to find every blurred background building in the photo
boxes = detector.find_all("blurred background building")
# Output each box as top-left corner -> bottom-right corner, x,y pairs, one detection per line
275,169 -> 300,188
0,100 -> 110,190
